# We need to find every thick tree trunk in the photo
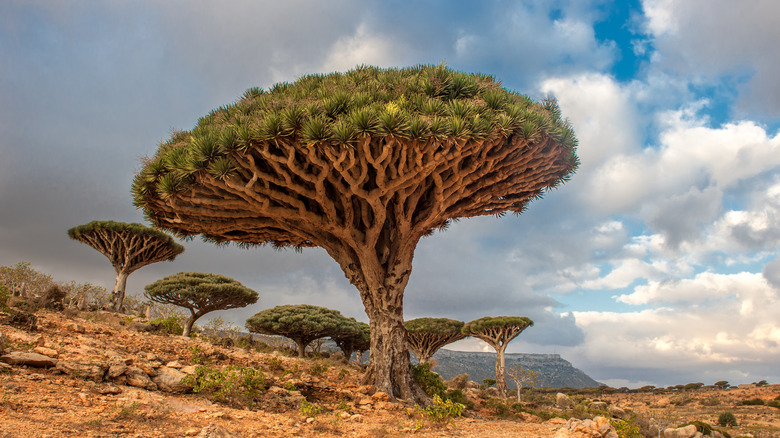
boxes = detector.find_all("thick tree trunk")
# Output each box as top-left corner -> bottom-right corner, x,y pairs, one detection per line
109,271 -> 129,312
361,304 -> 429,403
495,344 -> 508,398
183,316 -> 195,337
295,341 -> 306,358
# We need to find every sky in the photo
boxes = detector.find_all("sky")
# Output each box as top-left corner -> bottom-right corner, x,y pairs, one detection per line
1,0 -> 779,389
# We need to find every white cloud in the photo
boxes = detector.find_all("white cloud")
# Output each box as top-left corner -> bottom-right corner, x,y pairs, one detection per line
642,0 -> 780,117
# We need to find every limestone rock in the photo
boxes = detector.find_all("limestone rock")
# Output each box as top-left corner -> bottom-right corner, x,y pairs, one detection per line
590,401 -> 608,411
555,416 -> 618,438
33,346 -> 58,358
0,351 -> 58,368
195,424 -> 244,438
608,405 -> 628,419
371,391 -> 390,402
663,425 -> 698,438
55,360 -> 107,382
152,366 -> 191,393
125,365 -> 157,390
556,392 -> 573,408
66,323 -> 86,334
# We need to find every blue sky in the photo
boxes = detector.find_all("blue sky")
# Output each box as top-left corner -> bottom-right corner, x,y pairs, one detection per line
2,0 -> 779,388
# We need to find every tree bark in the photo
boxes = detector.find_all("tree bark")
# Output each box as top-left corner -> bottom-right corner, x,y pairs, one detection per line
295,341 -> 306,358
183,315 -> 195,337
495,343 -> 508,398
109,271 -> 129,312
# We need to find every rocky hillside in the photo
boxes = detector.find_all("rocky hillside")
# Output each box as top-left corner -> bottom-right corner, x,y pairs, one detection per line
431,349 -> 601,389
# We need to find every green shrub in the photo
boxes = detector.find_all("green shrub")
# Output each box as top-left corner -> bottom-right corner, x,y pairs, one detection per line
0,285 -> 10,313
611,417 -> 643,438
485,398 -> 511,417
150,316 -> 184,335
767,400 -> 780,409
445,389 -> 474,410
413,363 -> 446,398
482,378 -> 496,388
740,398 -> 765,406
337,368 -> 350,380
423,395 -> 465,422
183,365 -> 266,408
300,400 -> 322,418
718,412 -> 737,427
311,363 -> 329,376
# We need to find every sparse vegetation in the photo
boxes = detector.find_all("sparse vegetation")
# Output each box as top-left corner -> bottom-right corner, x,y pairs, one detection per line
412,363 -> 447,399
183,365 -> 266,408
718,412 -> 738,427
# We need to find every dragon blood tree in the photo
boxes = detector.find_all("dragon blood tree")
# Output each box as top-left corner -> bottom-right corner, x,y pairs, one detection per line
144,272 -> 258,337
246,304 -> 346,358
405,317 -> 465,364
462,316 -> 533,398
68,221 -> 184,312
331,318 -> 371,362
132,64 -> 578,402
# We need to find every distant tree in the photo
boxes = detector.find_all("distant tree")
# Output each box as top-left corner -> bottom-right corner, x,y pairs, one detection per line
683,382 -> 704,391
132,65 -> 578,403
68,221 -> 184,311
246,305 -> 346,358
0,261 -> 54,298
405,317 -> 465,364
331,318 -> 370,361
144,272 -> 258,337
714,380 -> 730,389
506,365 -> 540,402
462,316 -> 533,398
0,285 -> 10,313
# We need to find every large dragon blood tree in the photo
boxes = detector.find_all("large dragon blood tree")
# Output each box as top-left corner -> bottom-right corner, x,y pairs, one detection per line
132,64 -> 578,402
405,317 -> 465,364
68,221 -> 185,312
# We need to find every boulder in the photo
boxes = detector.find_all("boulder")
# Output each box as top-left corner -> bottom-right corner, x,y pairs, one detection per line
0,351 -> 57,368
555,416 -> 618,438
556,392 -> 573,408
33,346 -> 58,358
590,401 -> 608,411
125,366 -> 157,391
152,366 -> 191,393
663,425 -> 698,438
608,405 -> 628,419
55,360 -> 107,382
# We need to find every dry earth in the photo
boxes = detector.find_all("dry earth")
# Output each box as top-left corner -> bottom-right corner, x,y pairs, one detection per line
1,310 -> 778,437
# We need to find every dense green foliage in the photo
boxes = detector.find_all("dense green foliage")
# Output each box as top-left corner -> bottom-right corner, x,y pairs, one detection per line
741,398 -> 765,406
412,363 -> 447,398
183,365 -> 266,408
405,317 -> 464,335
461,316 -> 533,335
718,412 -> 737,427
329,318 -> 370,360
245,304 -> 348,357
611,416 -> 643,438
145,272 -> 258,336
149,316 -> 185,335
133,64 -> 578,217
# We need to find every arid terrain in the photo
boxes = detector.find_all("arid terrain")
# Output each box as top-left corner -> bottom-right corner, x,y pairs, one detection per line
1,310 -> 778,438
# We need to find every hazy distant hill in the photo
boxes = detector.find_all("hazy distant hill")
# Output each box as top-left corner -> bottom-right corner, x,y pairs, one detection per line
429,349 -> 600,389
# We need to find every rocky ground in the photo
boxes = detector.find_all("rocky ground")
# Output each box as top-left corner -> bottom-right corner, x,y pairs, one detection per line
1,310 -> 778,438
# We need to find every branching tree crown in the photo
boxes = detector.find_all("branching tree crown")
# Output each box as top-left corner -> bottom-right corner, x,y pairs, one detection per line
132,64 -> 577,403
145,272 -> 258,337
405,317 -> 465,364
68,221 -> 184,311
463,316 -> 533,398
245,304 -> 347,358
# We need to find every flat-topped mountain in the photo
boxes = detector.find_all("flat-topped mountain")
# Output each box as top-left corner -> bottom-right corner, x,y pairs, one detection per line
430,349 -> 601,389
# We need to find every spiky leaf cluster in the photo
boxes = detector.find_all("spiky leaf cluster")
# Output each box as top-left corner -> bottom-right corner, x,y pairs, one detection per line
405,317 -> 466,363
132,64 -> 578,246
144,272 -> 258,313
331,318 -> 371,359
405,317 -> 464,336
461,316 -> 533,348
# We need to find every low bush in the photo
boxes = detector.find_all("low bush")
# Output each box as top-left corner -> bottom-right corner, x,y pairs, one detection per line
413,363 -> 447,399
740,398 -> 765,406
485,398 -> 511,417
678,420 -> 713,436
718,412 -> 737,427
767,400 -> 780,409
149,316 -> 184,335
422,395 -> 465,422
183,365 -> 266,409
611,416 -> 643,438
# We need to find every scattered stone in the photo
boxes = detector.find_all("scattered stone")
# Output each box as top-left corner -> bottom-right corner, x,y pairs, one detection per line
125,366 -> 158,391
1,351 -> 58,368
165,360 -> 183,369
153,366 -> 191,393
33,346 -> 58,358
136,363 -> 157,377
663,425 -> 698,438
107,358 -> 129,379
185,428 -> 200,436
55,360 -> 107,382
357,385 -> 374,394
97,384 -> 123,395
66,323 -> 86,334
26,373 -> 46,381
194,423 -> 243,438
305,417 -> 315,424
608,405 -> 628,420
350,414 -> 364,422
555,416 -> 618,438
371,391 -> 390,402
0,362 -> 12,372
35,335 -> 46,347
357,397 -> 373,406
557,392 -> 573,408
590,401 -> 608,411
